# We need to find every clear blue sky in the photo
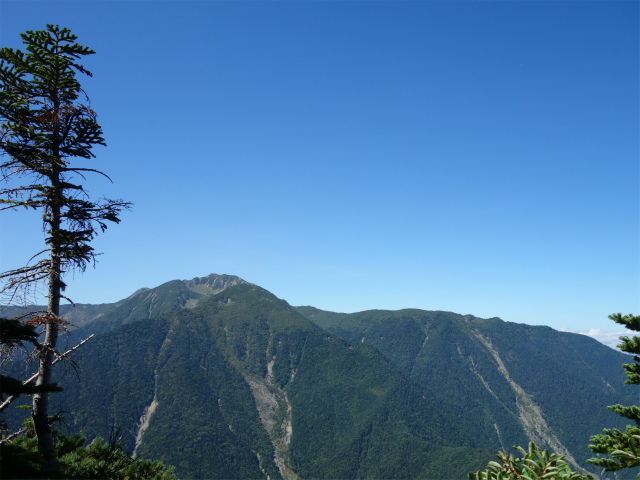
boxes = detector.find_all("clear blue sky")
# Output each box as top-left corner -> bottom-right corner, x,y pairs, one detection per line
1,1 -> 638,346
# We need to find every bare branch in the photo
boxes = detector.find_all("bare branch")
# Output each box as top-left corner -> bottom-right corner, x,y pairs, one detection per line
0,263 -> 49,281
0,334 -> 94,413
0,428 -> 27,445
59,295 -> 75,307
61,167 -> 113,183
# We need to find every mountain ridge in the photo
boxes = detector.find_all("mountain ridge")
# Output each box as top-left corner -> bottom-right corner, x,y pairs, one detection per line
2,273 -> 636,478
293,305 -> 634,475
51,283 -> 494,478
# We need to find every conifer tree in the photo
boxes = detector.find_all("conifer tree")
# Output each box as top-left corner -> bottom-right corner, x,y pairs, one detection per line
587,313 -> 640,478
0,25 -> 130,469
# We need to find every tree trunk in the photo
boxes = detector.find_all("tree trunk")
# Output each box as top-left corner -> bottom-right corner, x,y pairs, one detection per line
31,175 -> 62,470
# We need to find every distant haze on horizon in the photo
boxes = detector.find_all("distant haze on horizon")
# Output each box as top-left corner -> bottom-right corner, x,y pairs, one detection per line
0,1 -> 637,344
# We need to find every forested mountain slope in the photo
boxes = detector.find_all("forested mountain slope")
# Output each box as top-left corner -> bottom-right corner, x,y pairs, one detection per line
48,284 -> 493,479
295,307 -> 636,476
3,275 -> 635,478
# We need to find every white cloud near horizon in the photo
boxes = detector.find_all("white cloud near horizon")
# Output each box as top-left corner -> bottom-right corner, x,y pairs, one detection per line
560,328 -> 628,350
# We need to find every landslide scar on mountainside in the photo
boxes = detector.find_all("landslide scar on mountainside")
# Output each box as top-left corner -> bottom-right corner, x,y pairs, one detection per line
245,346 -> 297,480
470,330 -> 581,471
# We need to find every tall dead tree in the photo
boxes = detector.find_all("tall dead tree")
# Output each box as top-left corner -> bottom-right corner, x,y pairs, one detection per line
0,25 -> 130,469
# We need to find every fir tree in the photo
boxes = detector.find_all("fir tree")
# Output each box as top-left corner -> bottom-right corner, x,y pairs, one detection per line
0,25 -> 130,470
587,313 -> 640,477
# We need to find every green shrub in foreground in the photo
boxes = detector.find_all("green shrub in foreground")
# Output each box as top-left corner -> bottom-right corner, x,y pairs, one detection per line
1,429 -> 176,479
469,442 -> 594,480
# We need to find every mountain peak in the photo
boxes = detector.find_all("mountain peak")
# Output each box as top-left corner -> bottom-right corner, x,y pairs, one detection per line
181,273 -> 248,296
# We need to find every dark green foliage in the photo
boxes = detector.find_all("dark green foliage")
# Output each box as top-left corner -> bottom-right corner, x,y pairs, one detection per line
57,430 -> 176,480
425,446 -> 497,478
61,315 -> 171,452
40,283 -> 494,478
297,307 -> 634,474
1,436 -> 49,478
58,288 -> 281,479
193,286 -> 491,478
469,442 -> 594,480
588,314 -> 640,478
0,375 -> 62,397
298,308 -> 529,451
286,334 -> 486,479
0,318 -> 39,349
1,429 -> 175,479
0,319 -> 41,398
142,308 -> 276,480
0,318 -> 61,416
